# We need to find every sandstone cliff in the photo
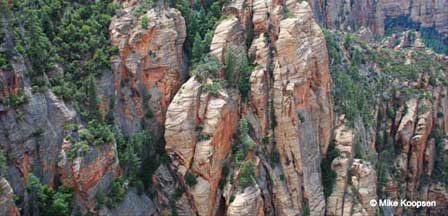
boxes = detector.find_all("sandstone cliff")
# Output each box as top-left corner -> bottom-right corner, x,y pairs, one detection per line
110,3 -> 187,137
0,0 -> 447,215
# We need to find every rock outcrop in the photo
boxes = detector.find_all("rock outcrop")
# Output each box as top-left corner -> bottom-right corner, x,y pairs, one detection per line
327,120 -> 355,215
164,77 -> 240,215
110,5 -> 187,136
1,0 -> 447,215
272,2 -> 333,215
0,177 -> 19,216
209,16 -> 246,63
58,135 -> 120,212
226,186 -> 264,216
0,89 -> 76,194
100,190 -> 158,216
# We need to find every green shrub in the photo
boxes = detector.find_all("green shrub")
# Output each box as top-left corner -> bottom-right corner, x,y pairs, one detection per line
32,128 -> 45,138
234,118 -> 256,163
235,149 -> 246,164
82,120 -> 114,146
301,202 -> 310,216
141,15 -> 149,29
262,136 -> 270,145
321,141 -> 339,198
171,0 -> 225,64
7,0 -> 118,121
239,118 -> 249,135
185,171 -> 197,187
0,149 -> 7,176
239,160 -> 255,189
26,174 -> 74,216
172,187 -> 185,200
241,135 -> 256,151
270,150 -> 280,164
297,113 -> 305,123
191,56 -> 222,81
106,177 -> 128,208
47,186 -> 74,216
191,32 -> 213,63
7,90 -> 29,108
133,0 -> 155,16
376,149 -> 394,197
351,48 -> 362,66
198,133 -> 211,141
202,81 -> 223,96
66,141 -> 89,160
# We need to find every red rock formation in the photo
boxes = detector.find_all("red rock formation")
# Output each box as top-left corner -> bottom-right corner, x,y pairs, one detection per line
110,5 -> 186,134
272,2 -> 333,215
164,77 -> 240,216
58,136 -> 120,212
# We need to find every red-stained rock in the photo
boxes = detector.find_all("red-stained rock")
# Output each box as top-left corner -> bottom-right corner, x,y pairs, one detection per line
110,5 -> 187,134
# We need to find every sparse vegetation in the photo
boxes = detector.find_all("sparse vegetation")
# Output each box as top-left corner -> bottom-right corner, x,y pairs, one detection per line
141,15 -> 149,29
321,140 -> 339,198
185,171 -> 198,187
239,160 -> 255,189
97,177 -> 128,208
191,56 -> 222,81
323,29 -> 447,127
26,174 -> 74,216
7,90 -> 29,108
0,149 -> 7,176
202,81 -> 223,97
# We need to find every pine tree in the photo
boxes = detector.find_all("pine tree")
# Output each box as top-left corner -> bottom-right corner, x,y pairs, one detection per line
86,75 -> 100,120
191,33 -> 204,63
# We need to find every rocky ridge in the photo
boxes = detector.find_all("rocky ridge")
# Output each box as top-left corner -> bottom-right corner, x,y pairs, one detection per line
0,0 -> 447,215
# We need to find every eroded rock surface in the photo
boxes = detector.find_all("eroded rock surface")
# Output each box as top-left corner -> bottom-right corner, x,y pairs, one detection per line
110,5 -> 187,136
0,177 -> 19,216
272,2 -> 333,215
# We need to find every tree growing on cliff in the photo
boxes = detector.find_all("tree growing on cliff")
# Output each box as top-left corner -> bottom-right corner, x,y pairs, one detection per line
321,141 -> 339,198
86,75 -> 100,120
191,33 -> 205,63
185,171 -> 198,187
141,15 -> 149,29
26,174 -> 73,216
239,160 -> 255,189
191,55 -> 222,81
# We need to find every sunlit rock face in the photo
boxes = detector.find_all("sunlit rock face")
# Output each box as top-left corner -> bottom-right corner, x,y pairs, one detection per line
110,5 -> 187,136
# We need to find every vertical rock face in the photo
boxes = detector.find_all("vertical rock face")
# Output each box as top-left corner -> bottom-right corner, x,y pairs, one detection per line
2,0 -> 447,215
0,177 -> 19,216
224,0 -> 253,29
0,89 -> 76,194
251,0 -> 284,40
349,160 -> 377,216
272,2 -> 333,215
100,190 -> 158,216
110,5 -> 187,135
152,164 -> 195,216
58,136 -> 120,212
157,1 -> 335,215
164,77 -> 240,216
327,120 -> 355,216
226,186 -> 264,216
327,119 -> 379,216
209,17 -> 246,63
